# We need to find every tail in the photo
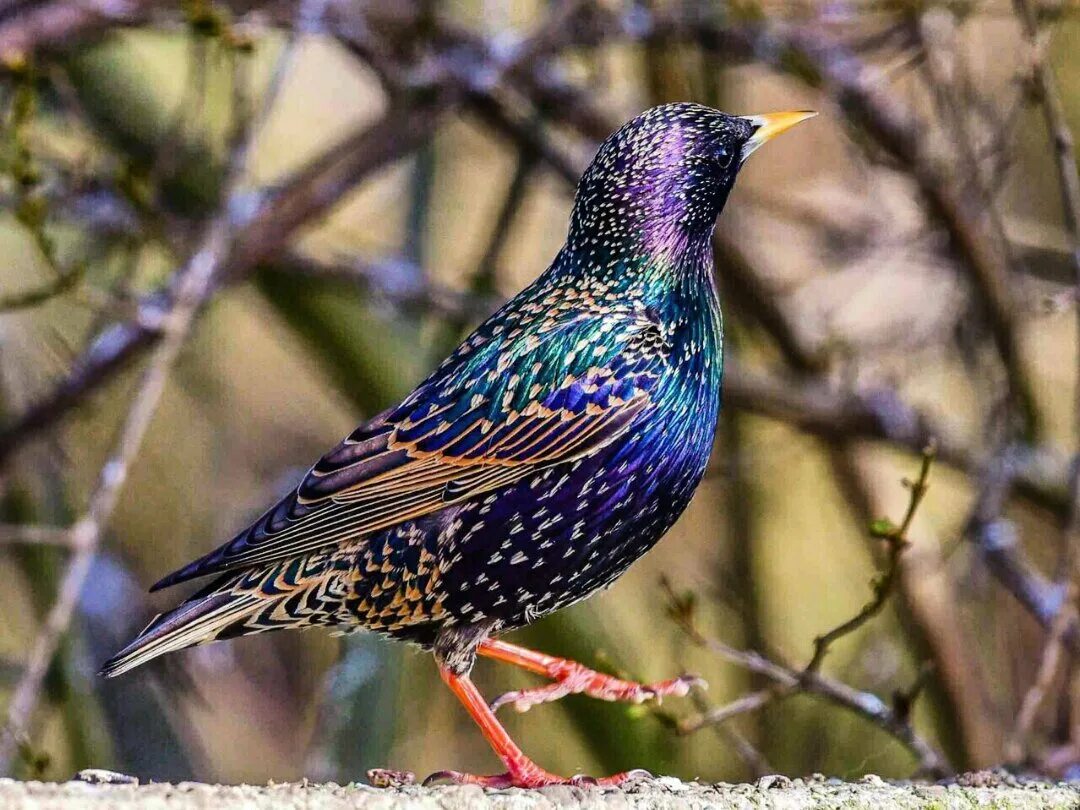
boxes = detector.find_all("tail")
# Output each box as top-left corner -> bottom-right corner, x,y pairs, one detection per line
102,549 -> 354,678
100,588 -> 261,678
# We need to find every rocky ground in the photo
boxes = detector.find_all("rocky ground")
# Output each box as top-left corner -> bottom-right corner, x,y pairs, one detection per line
0,771 -> 1076,809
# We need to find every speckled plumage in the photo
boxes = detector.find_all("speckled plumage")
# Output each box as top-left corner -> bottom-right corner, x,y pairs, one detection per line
102,105 -> 788,688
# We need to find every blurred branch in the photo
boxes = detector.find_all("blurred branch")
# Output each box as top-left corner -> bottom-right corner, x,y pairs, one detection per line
0,0 -> 159,61
0,67 -> 87,312
0,523 -> 69,545
0,133 -> 241,777
1006,584 -> 1078,764
0,98 -> 450,465
276,251 -> 496,322
1,28 -> 265,772
0,263 -> 83,312
472,150 -> 538,296
961,445 -> 1076,649
1012,0 -> 1080,588
1013,0 -> 1080,280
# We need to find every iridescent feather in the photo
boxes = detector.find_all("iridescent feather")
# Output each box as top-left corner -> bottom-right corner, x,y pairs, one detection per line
102,103 -> 753,678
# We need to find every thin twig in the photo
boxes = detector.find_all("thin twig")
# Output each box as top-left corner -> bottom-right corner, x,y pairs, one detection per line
663,450 -> 948,776
676,688 -> 779,735
662,577 -> 950,777
1006,585 -> 1078,764
804,444 -> 935,674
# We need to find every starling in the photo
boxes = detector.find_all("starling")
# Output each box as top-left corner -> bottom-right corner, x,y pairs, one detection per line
102,103 -> 815,787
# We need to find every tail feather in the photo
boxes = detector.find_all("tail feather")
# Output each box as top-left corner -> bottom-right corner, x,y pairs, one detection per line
100,591 -> 260,678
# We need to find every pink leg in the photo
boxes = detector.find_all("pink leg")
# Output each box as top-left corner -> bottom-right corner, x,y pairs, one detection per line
423,662 -> 649,788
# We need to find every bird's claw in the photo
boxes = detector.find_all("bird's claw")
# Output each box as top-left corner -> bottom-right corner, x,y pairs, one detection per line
491,671 -> 706,713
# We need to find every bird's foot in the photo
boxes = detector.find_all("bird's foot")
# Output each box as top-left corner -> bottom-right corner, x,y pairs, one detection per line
423,766 -> 651,788
491,664 -> 705,713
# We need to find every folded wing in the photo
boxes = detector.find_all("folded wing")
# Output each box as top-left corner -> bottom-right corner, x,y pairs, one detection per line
151,309 -> 670,591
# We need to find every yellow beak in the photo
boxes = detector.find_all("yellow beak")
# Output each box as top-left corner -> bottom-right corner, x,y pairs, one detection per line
739,110 -> 817,162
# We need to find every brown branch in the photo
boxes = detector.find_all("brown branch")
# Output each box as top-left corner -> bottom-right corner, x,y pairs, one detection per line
1006,584 -> 1078,764
0,523 -> 70,546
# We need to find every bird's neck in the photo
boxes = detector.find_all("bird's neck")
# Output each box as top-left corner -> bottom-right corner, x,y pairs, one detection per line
560,223 -> 718,308
548,228 -> 723,383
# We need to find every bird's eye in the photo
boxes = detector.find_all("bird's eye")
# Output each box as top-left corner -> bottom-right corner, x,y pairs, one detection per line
714,148 -> 734,169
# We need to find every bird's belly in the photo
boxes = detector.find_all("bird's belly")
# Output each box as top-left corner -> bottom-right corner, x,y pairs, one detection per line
437,416 -> 714,631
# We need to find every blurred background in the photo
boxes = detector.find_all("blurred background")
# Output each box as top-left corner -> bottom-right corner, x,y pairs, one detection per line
0,0 -> 1078,787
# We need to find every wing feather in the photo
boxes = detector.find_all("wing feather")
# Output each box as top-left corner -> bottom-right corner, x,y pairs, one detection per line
151,309 -> 670,590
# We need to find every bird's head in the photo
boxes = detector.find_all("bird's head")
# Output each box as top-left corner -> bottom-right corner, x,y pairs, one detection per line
568,103 -> 815,254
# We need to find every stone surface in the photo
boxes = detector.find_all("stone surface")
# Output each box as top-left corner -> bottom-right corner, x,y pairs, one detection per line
0,775 -> 1077,809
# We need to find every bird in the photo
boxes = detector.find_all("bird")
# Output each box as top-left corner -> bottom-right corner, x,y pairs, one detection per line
101,103 -> 815,788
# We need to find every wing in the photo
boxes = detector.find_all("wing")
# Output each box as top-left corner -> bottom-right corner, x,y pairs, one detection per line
151,308 -> 670,591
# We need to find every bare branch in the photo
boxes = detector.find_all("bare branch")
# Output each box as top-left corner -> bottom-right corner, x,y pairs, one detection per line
962,445 -> 1076,649
676,688 -> 778,735
1006,585 -> 1078,764
662,577 -> 950,778
0,523 -> 70,546
804,444 -> 935,674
